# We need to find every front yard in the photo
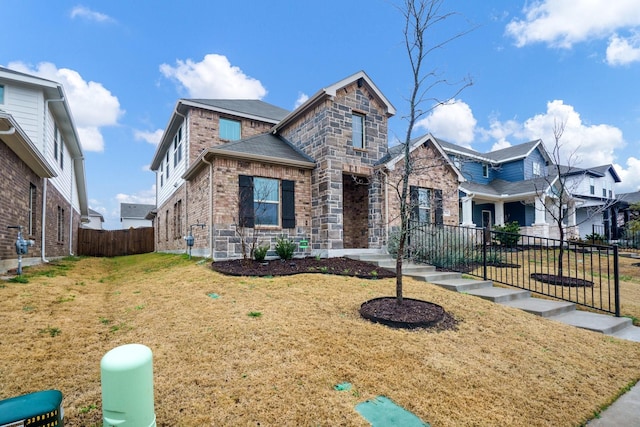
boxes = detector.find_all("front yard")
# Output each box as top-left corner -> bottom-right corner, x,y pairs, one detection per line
1,253 -> 639,426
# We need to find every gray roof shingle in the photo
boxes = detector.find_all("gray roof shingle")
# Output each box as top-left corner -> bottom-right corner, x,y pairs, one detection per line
213,133 -> 315,165
187,99 -> 289,122
121,203 -> 156,219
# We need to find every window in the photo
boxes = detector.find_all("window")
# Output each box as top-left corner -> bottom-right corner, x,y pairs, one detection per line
609,189 -> 613,198
533,162 -> 541,176
165,151 -> 170,179
60,145 -> 64,170
410,186 -> 443,225
0,84 -> 4,104
160,163 -> 164,187
173,127 -> 183,167
603,188 -> 607,197
453,156 -> 461,169
482,163 -> 489,178
220,118 -> 241,141
173,200 -> 182,239
589,177 -> 595,195
417,188 -> 431,223
351,113 -> 365,149
165,210 -> 169,241
239,175 -> 295,228
28,183 -> 37,236
57,206 -> 65,242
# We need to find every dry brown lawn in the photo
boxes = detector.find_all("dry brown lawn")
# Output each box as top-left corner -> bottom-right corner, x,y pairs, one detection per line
1,253 -> 639,426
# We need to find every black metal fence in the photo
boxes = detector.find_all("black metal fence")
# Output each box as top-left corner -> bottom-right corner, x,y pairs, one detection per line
592,224 -> 640,252
400,222 -> 620,316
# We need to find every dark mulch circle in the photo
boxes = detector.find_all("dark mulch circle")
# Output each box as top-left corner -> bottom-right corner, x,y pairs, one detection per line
530,273 -> 594,287
360,297 -> 458,331
632,262 -> 640,267
211,257 -> 396,279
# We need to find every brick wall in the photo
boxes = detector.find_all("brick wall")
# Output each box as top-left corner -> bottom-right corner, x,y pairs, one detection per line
155,183 -> 188,253
44,184 -> 81,258
188,107 -> 275,165
210,158 -> 312,259
385,142 -> 460,236
0,139 -> 44,269
278,81 -> 390,253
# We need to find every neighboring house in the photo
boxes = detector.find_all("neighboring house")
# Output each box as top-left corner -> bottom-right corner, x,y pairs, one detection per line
616,191 -> 640,239
150,71 -> 462,259
438,139 -> 569,239
120,203 -> 155,229
83,208 -> 104,230
0,66 -> 89,273
558,164 -> 621,239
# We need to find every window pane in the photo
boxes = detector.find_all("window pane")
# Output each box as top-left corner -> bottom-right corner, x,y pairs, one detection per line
0,85 -> 4,104
352,114 -> 364,148
220,118 -> 241,140
254,177 -> 278,202
418,188 -> 430,208
254,202 -> 278,225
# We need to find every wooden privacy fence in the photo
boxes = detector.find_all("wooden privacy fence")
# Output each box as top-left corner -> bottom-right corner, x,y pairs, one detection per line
77,227 -> 155,257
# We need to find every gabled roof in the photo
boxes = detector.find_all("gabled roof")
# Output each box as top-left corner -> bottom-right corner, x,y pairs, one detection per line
558,164 -> 621,183
151,99 -> 289,170
0,67 -> 88,219
376,133 -> 465,182
120,203 -> 155,220
272,70 -> 396,133
183,133 -> 315,180
439,138 -> 550,165
619,191 -> 640,205
88,208 -> 104,222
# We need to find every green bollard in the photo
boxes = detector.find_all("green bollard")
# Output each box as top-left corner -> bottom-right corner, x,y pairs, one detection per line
101,344 -> 156,427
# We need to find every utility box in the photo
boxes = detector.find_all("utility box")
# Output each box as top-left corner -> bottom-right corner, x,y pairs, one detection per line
101,344 -> 156,427
0,389 -> 63,426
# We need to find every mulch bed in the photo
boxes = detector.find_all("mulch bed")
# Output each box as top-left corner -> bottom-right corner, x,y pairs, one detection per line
530,273 -> 594,287
211,257 -> 396,279
360,297 -> 458,331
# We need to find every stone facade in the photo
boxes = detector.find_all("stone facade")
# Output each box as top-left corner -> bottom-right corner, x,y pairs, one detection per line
279,81 -> 390,254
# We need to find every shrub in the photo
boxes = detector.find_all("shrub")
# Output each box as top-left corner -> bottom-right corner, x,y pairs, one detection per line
275,236 -> 296,260
585,232 -> 605,244
253,244 -> 269,261
492,221 -> 521,246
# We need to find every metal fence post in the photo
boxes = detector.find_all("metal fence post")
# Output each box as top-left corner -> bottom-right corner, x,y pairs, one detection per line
613,244 -> 620,317
483,227 -> 487,281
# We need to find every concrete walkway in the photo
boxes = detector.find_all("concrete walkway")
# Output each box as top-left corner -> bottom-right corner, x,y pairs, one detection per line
349,254 -> 640,426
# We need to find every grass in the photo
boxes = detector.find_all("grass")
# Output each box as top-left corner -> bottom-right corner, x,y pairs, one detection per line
1,252 -> 640,426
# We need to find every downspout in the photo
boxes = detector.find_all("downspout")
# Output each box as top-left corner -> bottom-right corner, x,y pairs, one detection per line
202,156 -> 214,259
174,107 -> 188,254
41,95 -> 66,262
68,160 -> 74,255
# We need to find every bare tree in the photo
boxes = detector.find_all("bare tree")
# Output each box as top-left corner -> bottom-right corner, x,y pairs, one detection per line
393,0 -> 474,304
535,120 -> 618,279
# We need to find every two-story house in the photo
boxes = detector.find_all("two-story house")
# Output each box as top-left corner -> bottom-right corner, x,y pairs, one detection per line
149,71 -> 463,259
438,138 -> 570,238
559,164 -> 621,239
0,67 -> 89,272
120,203 -> 155,229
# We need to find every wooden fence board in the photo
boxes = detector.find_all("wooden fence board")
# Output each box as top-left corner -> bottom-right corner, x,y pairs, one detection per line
77,227 -> 155,257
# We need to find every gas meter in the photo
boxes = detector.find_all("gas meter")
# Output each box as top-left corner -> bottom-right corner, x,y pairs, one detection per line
7,225 -> 34,275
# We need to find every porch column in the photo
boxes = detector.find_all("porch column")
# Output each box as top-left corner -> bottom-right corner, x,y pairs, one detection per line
494,201 -> 505,226
534,196 -> 547,225
461,196 -> 475,227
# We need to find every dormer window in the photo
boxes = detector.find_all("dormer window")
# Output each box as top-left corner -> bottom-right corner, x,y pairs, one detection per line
482,163 -> 489,178
351,113 -> 365,149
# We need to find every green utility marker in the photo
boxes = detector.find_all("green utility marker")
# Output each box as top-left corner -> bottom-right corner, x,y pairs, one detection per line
207,293 -> 220,299
356,396 -> 429,427
334,382 -> 352,391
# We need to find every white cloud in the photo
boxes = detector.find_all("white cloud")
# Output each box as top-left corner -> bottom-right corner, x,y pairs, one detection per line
70,6 -> 115,23
491,140 -> 512,151
134,129 -> 164,146
160,54 -> 267,99
415,99 -> 477,147
606,33 -> 640,66
7,61 -> 123,152
294,92 -> 309,108
481,100 -> 625,166
614,158 -> 640,193
115,185 -> 156,206
506,0 -> 640,49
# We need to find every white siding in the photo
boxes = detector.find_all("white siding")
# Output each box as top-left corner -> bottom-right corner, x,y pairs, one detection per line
48,113 -> 74,207
2,83 -> 43,149
157,121 -> 188,207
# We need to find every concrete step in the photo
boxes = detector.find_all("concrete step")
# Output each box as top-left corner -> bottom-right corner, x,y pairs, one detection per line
501,298 -> 576,318
549,311 -> 632,334
346,254 -> 394,262
430,278 -> 493,292
465,287 -> 531,303
405,271 -> 462,282
377,262 -> 436,274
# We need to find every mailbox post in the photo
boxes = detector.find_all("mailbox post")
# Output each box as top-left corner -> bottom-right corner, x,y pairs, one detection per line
7,225 -> 34,275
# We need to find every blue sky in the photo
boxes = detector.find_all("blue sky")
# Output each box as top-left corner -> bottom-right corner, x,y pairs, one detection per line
3,0 -> 640,229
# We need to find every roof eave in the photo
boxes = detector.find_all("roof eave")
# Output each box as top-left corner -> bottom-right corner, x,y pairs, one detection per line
0,113 -> 56,178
